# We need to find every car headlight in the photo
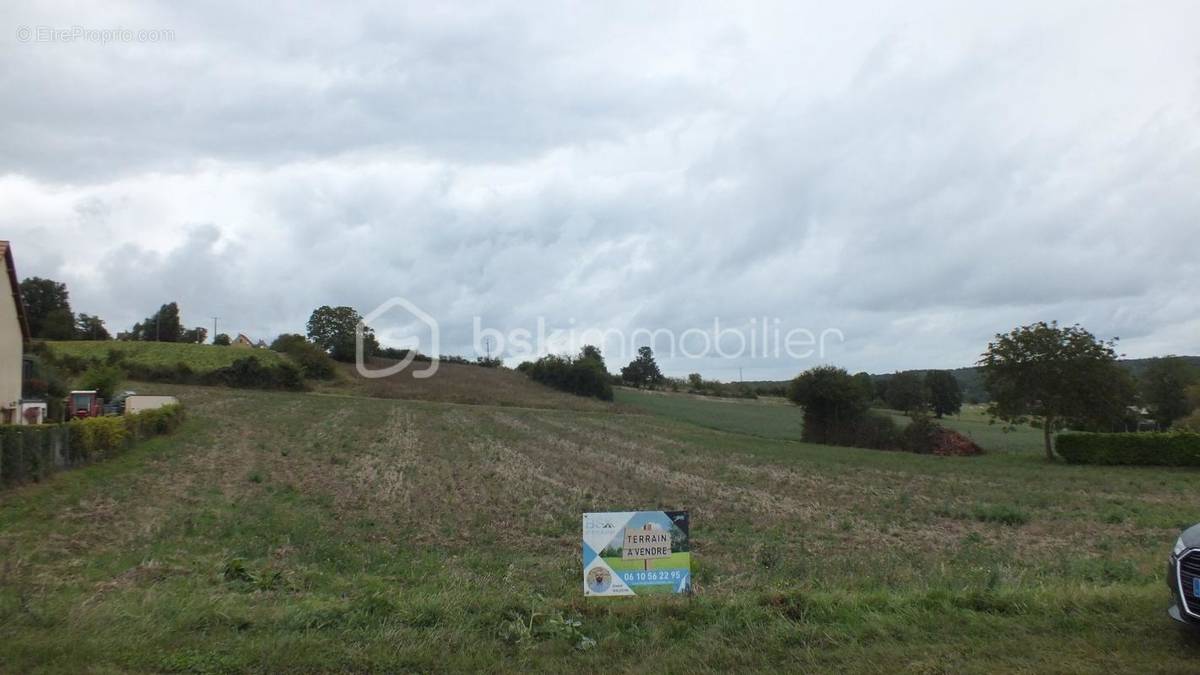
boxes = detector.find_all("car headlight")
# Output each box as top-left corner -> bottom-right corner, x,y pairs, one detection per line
1175,536 -> 1187,557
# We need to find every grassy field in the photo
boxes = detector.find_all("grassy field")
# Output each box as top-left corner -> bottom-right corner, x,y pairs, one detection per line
617,389 -> 1046,455
614,388 -> 806,441
1,379 -> 1199,672
43,340 -> 287,372
321,359 -> 616,411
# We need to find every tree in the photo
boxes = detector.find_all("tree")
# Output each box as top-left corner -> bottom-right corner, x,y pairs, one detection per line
885,371 -> 928,413
687,373 -> 704,390
75,313 -> 111,340
306,305 -> 378,362
19,277 -> 73,338
787,365 -> 870,445
40,308 -> 77,340
270,333 -> 309,352
579,344 -> 607,371
925,370 -> 962,418
1139,357 -> 1199,430
523,350 -> 613,400
130,302 -> 185,342
79,363 -> 124,401
213,333 -> 232,346
181,327 -> 208,344
851,371 -> 874,401
620,346 -> 664,388
979,321 -> 1135,461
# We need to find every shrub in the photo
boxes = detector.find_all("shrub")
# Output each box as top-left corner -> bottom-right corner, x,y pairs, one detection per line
2,404 -> 185,487
0,425 -> 65,483
524,353 -> 613,401
124,403 -> 185,440
68,416 -> 129,458
78,363 -> 125,401
1056,431 -> 1200,466
899,413 -> 941,454
846,412 -> 900,450
271,334 -> 337,380
210,357 -> 305,391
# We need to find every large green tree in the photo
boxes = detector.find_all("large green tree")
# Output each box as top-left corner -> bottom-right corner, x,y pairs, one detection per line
1139,356 -> 1199,429
181,326 -> 209,344
19,277 -> 74,338
979,321 -> 1135,461
925,370 -> 962,418
306,306 -> 378,362
851,371 -> 875,401
620,346 -> 664,388
788,365 -> 870,445
131,302 -> 185,342
74,313 -> 111,341
885,371 -> 928,413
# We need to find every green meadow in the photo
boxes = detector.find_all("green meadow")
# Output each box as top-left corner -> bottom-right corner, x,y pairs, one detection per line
1,376 -> 1198,672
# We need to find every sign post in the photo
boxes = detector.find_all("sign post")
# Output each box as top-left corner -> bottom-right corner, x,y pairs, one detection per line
582,511 -> 690,596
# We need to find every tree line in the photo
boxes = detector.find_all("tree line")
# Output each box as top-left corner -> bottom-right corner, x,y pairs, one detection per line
788,321 -> 1200,461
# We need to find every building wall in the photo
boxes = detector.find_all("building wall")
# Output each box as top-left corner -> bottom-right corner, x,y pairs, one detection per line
0,269 -> 23,417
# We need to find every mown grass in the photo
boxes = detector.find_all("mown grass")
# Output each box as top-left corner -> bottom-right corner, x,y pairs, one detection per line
614,388 -> 806,441
43,340 -> 287,373
1,383 -> 1198,672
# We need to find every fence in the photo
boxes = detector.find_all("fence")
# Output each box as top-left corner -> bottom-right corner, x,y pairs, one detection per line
0,425 -> 72,485
0,404 -> 184,489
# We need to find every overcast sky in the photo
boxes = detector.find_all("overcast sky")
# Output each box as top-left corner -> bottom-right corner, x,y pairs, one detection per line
1,2 -> 1197,379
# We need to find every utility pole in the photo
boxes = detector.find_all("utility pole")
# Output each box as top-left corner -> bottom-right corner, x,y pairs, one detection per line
485,337 -> 491,360
212,316 -> 219,344
739,367 -> 743,383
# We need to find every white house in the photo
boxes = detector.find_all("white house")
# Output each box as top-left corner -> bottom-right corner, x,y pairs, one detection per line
0,241 -> 32,424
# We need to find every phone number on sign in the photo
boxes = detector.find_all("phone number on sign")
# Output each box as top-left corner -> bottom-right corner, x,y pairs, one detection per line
621,569 -> 687,584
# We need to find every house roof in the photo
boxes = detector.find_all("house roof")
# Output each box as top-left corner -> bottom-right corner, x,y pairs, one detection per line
0,242 -> 31,342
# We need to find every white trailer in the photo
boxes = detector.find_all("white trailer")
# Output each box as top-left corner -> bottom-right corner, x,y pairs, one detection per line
124,395 -> 179,415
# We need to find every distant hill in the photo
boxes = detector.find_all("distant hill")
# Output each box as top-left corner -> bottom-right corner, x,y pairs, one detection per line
745,356 -> 1200,403
41,340 -> 287,374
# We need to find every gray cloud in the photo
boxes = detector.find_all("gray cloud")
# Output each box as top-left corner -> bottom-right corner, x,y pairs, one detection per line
1,1 -> 1198,378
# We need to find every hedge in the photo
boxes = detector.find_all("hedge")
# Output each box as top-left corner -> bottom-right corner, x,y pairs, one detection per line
0,403 -> 185,487
0,425 -> 68,484
1056,431 -> 1200,466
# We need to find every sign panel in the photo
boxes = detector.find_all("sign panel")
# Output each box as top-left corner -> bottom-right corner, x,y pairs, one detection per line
582,511 -> 690,596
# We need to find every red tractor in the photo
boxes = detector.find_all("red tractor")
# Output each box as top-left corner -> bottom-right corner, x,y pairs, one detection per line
67,390 -> 103,419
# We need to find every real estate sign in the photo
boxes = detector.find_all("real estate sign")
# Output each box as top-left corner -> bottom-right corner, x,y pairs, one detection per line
582,511 -> 690,596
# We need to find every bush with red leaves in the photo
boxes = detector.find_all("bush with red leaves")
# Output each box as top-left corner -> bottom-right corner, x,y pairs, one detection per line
929,427 -> 984,456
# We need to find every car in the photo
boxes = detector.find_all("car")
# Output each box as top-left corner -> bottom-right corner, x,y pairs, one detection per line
1168,523 -> 1200,626
102,390 -> 138,416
